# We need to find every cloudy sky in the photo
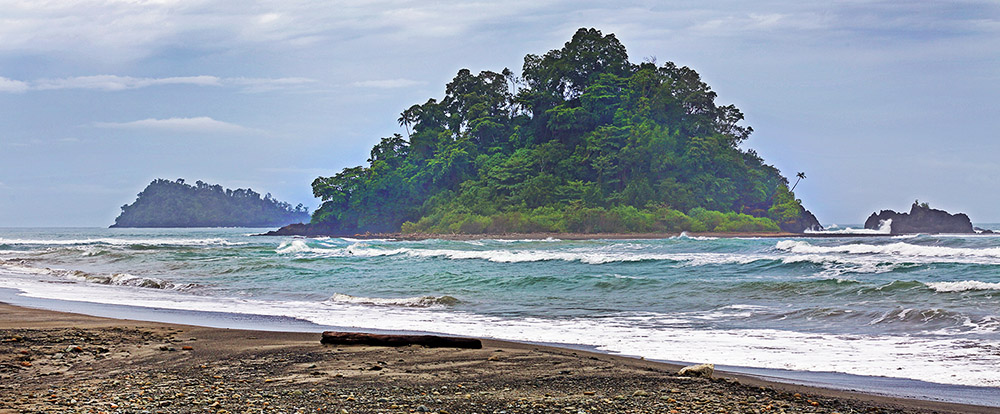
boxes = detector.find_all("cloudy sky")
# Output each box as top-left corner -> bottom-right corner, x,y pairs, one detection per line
1,0 -> 998,227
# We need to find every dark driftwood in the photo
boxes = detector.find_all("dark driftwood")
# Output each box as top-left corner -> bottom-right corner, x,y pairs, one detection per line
320,331 -> 482,349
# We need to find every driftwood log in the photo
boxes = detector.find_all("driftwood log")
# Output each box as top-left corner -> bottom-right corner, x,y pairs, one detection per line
320,331 -> 482,349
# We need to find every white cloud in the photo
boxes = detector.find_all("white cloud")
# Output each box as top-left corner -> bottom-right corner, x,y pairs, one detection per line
35,75 -> 222,91
226,77 -> 317,92
0,75 -> 316,93
0,76 -> 29,93
93,117 -> 263,134
351,78 -> 425,89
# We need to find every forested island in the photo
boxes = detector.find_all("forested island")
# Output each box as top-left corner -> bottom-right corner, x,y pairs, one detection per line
112,179 -> 310,228
274,28 -> 821,236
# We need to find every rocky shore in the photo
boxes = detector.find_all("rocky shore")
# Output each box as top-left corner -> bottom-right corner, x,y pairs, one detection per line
1,303 -> 993,414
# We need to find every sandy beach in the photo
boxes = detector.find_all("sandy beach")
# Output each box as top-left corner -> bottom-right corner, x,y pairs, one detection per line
1,303 -> 994,414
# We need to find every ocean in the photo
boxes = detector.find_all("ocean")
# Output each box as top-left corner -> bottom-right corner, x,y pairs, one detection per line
2,226 -> 999,402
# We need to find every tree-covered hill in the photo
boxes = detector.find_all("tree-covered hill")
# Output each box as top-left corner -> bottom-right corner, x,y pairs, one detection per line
112,179 -> 310,228
293,28 -> 819,235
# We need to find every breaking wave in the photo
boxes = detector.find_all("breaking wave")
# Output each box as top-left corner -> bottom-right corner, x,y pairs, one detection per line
775,240 -> 1000,259
0,237 -> 246,247
805,219 -> 892,235
326,293 -> 460,308
0,259 -> 195,291
926,280 -> 1000,292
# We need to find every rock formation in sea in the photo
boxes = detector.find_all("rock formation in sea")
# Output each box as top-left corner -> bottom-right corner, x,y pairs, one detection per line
864,202 -> 974,235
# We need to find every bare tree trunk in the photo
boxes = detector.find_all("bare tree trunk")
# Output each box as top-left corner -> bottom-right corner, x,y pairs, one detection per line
320,331 -> 483,349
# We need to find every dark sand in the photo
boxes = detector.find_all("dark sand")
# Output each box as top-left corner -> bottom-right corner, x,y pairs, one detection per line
1,303 -> 994,414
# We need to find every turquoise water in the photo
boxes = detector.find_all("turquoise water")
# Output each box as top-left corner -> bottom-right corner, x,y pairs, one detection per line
2,227 -> 999,390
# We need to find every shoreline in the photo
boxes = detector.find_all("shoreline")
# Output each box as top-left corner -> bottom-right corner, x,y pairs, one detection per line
1,301 -> 997,413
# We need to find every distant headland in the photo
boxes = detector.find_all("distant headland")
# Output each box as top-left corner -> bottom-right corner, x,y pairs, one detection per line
111,178 -> 309,228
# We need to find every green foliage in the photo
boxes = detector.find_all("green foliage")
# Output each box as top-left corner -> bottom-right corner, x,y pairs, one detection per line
400,204 -> 777,235
310,28 -> 807,234
113,179 -> 309,228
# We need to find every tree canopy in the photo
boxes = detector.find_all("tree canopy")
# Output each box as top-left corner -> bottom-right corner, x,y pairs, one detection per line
112,179 -> 310,228
308,28 -> 816,234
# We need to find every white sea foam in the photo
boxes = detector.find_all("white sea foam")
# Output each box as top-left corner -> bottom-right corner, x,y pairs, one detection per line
339,237 -> 396,242
0,237 -> 246,247
275,242 -> 920,275
926,280 -> 1000,292
0,259 -> 193,291
775,240 -> 1000,259
490,237 -> 562,243
2,275 -> 999,388
805,219 -> 892,235
327,293 -> 460,308
674,232 -> 718,240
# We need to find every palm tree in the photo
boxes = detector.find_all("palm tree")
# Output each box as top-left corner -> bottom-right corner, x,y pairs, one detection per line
397,104 -> 422,138
790,171 -> 806,192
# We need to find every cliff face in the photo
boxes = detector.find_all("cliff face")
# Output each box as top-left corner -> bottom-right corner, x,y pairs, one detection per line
778,209 -> 823,233
864,203 -> 974,235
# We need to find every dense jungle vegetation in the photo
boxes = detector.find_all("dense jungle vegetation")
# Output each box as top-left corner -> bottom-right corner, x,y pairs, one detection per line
308,28 -> 815,234
112,179 -> 310,228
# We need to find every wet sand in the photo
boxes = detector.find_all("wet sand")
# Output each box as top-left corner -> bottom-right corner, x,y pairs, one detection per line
1,303 -> 994,414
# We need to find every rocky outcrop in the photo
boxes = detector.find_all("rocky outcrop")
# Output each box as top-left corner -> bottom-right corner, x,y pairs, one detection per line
779,209 -> 823,233
864,202 -> 974,235
260,222 -> 336,236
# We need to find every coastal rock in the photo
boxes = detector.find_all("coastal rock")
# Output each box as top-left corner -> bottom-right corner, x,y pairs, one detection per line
778,208 -> 823,233
864,202 -> 974,235
677,363 -> 714,378
261,222 -> 342,237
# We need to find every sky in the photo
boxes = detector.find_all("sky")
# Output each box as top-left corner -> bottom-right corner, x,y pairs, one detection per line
1,0 -> 998,227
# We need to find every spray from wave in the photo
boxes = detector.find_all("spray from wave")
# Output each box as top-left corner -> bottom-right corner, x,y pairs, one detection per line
805,219 -> 892,235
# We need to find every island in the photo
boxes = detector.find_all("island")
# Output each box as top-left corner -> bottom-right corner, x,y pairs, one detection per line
864,201 -> 975,235
271,28 -> 822,237
111,178 -> 310,228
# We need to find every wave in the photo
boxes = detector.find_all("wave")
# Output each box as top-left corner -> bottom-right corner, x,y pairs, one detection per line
926,280 -> 1000,292
276,242 -> 927,275
673,232 -> 718,241
326,293 -> 460,308
0,259 -> 196,291
775,240 -> 1000,259
0,237 -> 246,247
805,219 -> 891,235
339,237 -> 396,242
490,237 -> 563,243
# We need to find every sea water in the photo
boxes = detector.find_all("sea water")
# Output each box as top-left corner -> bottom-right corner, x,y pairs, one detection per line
2,227 -> 999,395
